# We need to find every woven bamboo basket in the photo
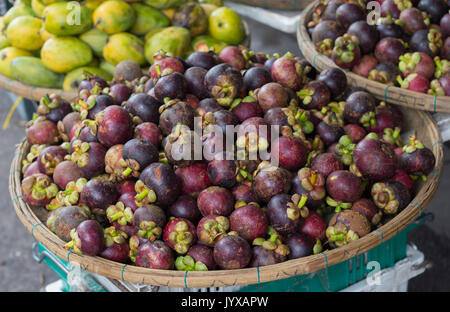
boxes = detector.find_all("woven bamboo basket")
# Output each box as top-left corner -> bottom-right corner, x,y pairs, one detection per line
0,74 -> 78,102
0,21 -> 251,103
229,0 -> 312,10
9,106 -> 443,288
297,1 -> 450,113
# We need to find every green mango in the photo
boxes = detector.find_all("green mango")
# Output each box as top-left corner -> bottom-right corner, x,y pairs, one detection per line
103,32 -> 145,66
99,59 -> 115,77
93,0 -> 135,34
40,27 -> 54,41
42,0 -> 65,5
198,0 -> 223,5
31,0 -> 46,17
2,3 -> 35,26
84,0 -> 103,12
6,16 -> 44,51
79,28 -> 109,58
63,66 -> 112,91
144,27 -> 165,42
16,0 -> 32,6
143,0 -> 185,10
0,47 -> 32,78
199,3 -> 219,17
11,56 -> 63,88
144,26 -> 191,64
129,3 -> 170,36
172,2 -> 208,37
41,36 -> 93,73
0,35 -> 11,50
43,2 -> 93,36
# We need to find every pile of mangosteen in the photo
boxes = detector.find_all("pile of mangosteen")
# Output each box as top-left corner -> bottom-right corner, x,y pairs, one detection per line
21,44 -> 436,272
308,0 -> 450,95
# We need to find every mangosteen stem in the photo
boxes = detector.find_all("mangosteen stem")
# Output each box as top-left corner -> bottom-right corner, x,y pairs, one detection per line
297,194 -> 308,209
330,234 -> 345,241
397,75 -> 405,87
136,190 -> 149,201
268,234 -> 279,243
313,239 -> 323,254
404,136 -> 425,153
310,172 -> 317,185
43,94 -> 51,105
155,65 -> 162,77
123,167 -> 133,177
64,240 -> 74,249
410,175 -> 419,181
229,98 -> 241,110
92,84 -> 99,95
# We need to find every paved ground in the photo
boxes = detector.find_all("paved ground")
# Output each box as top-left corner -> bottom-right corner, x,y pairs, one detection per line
0,17 -> 449,292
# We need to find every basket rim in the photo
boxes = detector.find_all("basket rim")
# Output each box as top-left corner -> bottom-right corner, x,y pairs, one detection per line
0,21 -> 251,103
0,73 -> 78,102
9,107 -> 444,288
296,1 -> 450,113
228,0 -> 311,10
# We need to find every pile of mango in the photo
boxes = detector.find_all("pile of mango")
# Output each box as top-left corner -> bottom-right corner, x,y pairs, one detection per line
0,0 -> 246,90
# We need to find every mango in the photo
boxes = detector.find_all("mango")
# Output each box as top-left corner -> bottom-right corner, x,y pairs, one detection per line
10,56 -> 63,88
93,0 -> 135,34
2,3 -> 35,26
0,47 -> 32,78
6,16 -> 44,51
172,2 -> 208,37
43,2 -> 93,36
103,32 -> 145,66
84,0 -> 103,12
99,59 -> 115,76
198,0 -> 223,4
31,0 -> 46,17
16,0 -> 32,6
79,28 -> 109,57
161,8 -> 176,21
144,26 -> 165,42
0,35 -> 11,50
42,0 -> 65,4
199,4 -> 219,17
63,66 -> 112,91
41,36 -> 93,73
129,3 -> 169,36
144,26 -> 190,64
143,0 -> 184,10
40,27 -> 54,41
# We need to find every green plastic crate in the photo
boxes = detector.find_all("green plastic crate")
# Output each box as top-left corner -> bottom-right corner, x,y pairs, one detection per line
32,243 -> 105,292
239,215 -> 429,292
33,242 -> 71,292
33,215 -> 429,292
